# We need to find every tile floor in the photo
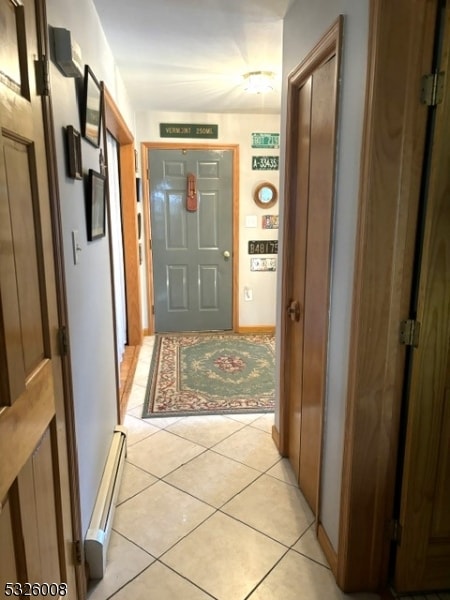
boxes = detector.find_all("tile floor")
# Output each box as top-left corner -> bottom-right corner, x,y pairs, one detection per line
87,337 -> 450,600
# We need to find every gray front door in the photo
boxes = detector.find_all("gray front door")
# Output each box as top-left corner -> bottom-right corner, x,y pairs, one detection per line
149,148 -> 233,332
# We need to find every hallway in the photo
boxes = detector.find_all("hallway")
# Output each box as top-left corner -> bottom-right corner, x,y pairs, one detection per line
87,338 -> 447,599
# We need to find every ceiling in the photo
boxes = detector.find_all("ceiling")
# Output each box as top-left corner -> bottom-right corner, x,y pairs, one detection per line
92,0 -> 294,115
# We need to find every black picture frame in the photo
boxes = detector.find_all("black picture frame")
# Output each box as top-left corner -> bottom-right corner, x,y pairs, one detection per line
65,125 -> 83,179
136,177 -> 141,202
86,169 -> 106,241
82,65 -> 102,147
137,212 -> 142,239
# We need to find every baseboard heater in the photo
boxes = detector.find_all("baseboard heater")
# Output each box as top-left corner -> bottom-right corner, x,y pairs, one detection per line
85,425 -> 127,579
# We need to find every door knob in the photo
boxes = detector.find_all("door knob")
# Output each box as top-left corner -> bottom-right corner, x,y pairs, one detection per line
223,250 -> 231,259
287,300 -> 301,322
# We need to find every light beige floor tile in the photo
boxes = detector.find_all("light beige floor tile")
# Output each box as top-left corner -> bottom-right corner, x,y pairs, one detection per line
117,462 -> 157,505
225,412 -> 264,424
113,480 -> 214,557
248,550 -> 381,600
213,425 -> 281,471
293,525 -> 329,567
164,449 -> 260,507
249,412 -> 275,433
127,428 -> 205,477
126,403 -> 145,418
266,457 -> 299,486
222,473 -> 314,546
87,530 -> 154,600
132,359 -> 154,387
162,511 -> 285,600
140,415 -> 184,429
123,414 -> 159,446
137,340 -> 154,362
165,414 -> 245,447
126,383 -> 147,410
111,561 -> 212,600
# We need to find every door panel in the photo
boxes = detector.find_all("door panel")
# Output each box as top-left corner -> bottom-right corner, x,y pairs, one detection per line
0,0 -> 75,592
16,431 -> 60,583
199,266 -> 219,309
431,391 -> 450,536
3,136 -> 46,376
167,265 -> 188,310
394,5 -> 450,590
299,56 -> 336,509
284,19 -> 341,517
149,148 -> 233,332
288,76 -> 311,480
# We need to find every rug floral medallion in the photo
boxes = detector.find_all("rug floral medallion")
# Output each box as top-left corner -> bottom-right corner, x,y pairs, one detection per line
142,333 -> 275,418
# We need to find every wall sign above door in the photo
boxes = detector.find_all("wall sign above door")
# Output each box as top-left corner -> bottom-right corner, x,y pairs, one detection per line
159,123 -> 218,139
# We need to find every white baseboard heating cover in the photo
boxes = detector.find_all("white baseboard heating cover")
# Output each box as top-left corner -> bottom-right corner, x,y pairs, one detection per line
85,425 -> 127,579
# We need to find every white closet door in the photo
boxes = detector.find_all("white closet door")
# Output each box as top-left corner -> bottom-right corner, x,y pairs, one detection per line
107,132 -> 127,365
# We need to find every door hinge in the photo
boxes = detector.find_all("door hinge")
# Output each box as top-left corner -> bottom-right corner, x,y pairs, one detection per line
35,56 -> 50,96
420,71 -> 445,106
149,238 -> 152,250
58,325 -> 69,356
388,519 -> 403,544
399,319 -> 420,347
73,540 -> 83,565
151,305 -> 155,315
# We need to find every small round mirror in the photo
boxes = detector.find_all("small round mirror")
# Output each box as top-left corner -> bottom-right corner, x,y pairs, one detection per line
254,182 -> 277,208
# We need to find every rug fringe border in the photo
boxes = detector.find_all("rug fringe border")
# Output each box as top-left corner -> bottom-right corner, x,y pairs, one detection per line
142,407 -> 275,419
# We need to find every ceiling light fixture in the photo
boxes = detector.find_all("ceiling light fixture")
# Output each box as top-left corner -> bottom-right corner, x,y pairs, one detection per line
242,71 -> 275,94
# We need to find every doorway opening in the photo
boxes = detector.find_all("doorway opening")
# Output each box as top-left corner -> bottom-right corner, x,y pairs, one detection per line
104,86 -> 143,422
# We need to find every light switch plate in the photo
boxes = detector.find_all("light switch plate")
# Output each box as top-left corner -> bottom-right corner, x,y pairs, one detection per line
72,230 -> 81,265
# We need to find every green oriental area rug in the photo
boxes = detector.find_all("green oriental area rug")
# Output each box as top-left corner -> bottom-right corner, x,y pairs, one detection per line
142,333 -> 275,418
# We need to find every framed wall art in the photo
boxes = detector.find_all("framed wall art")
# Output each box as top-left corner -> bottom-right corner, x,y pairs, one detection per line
82,65 -> 102,147
253,181 -> 278,208
86,169 -> 106,241
136,177 -> 141,202
65,125 -> 82,179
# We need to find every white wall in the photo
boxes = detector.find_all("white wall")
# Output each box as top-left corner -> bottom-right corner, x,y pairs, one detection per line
136,111 -> 281,330
276,1 -> 369,550
47,0 -> 135,535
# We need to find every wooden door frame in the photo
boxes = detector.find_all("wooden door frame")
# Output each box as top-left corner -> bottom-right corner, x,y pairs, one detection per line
34,0 -> 85,594
276,0 -> 438,592
336,0 -> 437,592
103,87 -> 142,424
104,87 -> 143,351
141,142 -> 240,334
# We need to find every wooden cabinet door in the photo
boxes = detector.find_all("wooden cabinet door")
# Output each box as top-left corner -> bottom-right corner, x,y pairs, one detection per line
394,4 -> 450,592
0,0 -> 77,596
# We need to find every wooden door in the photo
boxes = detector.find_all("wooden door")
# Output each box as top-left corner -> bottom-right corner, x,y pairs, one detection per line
0,0 -> 77,595
149,148 -> 233,332
283,18 -> 342,514
394,4 -> 450,591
